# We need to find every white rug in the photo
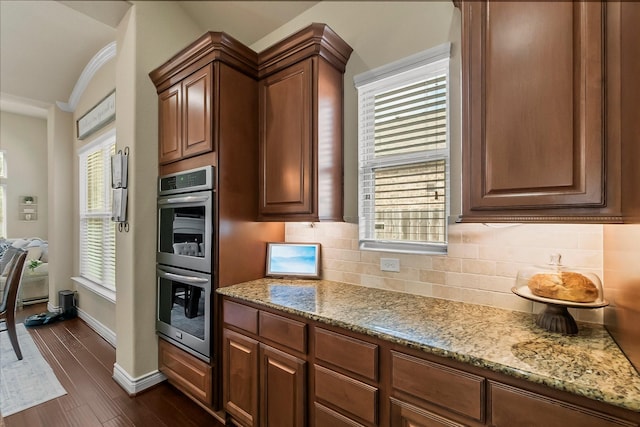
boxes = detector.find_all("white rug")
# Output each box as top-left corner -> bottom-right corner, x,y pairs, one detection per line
0,323 -> 67,416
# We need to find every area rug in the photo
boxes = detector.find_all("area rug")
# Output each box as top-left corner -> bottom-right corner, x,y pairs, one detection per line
0,323 -> 66,416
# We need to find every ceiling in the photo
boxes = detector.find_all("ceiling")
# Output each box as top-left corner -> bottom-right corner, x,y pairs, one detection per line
0,0 -> 318,118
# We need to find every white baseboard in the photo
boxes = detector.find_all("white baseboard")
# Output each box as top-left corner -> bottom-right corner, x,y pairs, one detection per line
112,363 -> 167,396
76,307 -> 117,348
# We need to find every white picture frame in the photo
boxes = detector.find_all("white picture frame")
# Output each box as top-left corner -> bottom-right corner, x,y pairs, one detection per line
265,242 -> 321,279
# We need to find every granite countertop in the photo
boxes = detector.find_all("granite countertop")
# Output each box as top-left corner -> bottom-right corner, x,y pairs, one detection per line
217,278 -> 640,412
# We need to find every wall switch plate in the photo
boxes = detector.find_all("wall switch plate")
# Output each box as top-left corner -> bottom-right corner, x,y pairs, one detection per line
380,258 -> 400,272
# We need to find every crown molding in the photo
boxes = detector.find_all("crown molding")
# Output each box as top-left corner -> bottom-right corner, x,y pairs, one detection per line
56,41 -> 116,113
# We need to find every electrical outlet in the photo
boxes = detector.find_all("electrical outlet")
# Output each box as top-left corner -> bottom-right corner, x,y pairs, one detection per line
380,258 -> 400,272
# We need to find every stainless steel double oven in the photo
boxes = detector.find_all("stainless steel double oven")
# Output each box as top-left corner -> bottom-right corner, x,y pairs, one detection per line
156,166 -> 214,361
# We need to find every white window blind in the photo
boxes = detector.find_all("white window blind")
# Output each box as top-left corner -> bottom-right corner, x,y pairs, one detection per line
356,44 -> 450,254
0,151 -> 6,178
79,130 -> 116,290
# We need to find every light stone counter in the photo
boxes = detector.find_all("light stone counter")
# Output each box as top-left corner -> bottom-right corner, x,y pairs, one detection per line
217,278 -> 640,412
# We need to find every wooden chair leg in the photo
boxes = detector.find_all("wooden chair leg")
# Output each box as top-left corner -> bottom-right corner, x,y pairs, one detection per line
5,310 -> 23,360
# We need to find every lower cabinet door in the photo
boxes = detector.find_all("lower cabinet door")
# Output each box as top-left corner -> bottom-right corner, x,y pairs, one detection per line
260,344 -> 306,427
390,398 -> 468,427
223,329 -> 259,427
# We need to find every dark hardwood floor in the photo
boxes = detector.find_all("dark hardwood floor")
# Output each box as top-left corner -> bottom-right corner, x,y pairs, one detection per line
2,303 -> 225,427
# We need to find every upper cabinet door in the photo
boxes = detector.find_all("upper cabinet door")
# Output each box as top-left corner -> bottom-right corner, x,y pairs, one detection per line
259,59 -> 313,217
257,24 -> 352,222
183,64 -> 213,159
157,64 -> 213,165
158,83 -> 182,164
461,1 -> 606,220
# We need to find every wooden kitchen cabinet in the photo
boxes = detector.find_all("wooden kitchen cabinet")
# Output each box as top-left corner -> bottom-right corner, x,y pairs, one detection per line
459,1 -> 640,223
260,344 -> 306,427
257,23 -> 353,222
223,300 -> 308,427
221,296 -> 640,427
158,338 -> 213,406
223,328 -> 259,427
158,64 -> 213,164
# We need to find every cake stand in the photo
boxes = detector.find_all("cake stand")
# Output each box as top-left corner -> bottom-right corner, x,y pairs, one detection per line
511,286 -> 608,335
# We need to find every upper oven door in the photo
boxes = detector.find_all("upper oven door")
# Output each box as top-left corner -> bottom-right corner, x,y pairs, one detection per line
157,190 -> 213,273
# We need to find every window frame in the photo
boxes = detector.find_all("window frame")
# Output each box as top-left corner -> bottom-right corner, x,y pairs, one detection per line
355,43 -> 451,255
76,128 -> 116,298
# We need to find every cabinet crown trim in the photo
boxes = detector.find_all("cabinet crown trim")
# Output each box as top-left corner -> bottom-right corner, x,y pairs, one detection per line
258,23 -> 353,77
149,31 -> 259,89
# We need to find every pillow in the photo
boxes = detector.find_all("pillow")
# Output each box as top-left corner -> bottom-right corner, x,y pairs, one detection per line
40,244 -> 49,263
26,238 -> 45,248
26,246 -> 43,261
10,239 -> 30,249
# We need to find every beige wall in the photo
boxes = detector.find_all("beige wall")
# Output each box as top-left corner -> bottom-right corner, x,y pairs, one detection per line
115,1 -> 202,377
252,1 -> 605,325
72,56 -> 117,333
251,1 -> 462,222
604,224 -> 640,371
0,111 -> 48,239
47,106 -> 74,306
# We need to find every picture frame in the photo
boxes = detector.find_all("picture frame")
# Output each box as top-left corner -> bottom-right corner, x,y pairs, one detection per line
266,243 -> 321,279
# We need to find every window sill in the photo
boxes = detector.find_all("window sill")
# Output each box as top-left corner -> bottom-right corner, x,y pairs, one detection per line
72,276 -> 116,303
359,240 -> 447,255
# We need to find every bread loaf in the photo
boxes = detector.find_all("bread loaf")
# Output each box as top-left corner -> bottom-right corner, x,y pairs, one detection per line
527,272 -> 598,303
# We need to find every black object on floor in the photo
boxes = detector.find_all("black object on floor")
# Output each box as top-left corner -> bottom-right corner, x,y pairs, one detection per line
24,311 -> 65,327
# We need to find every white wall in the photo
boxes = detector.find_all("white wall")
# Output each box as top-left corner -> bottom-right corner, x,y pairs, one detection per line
0,111 -> 48,239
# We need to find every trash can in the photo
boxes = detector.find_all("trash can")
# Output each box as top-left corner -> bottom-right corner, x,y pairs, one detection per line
59,290 -> 77,319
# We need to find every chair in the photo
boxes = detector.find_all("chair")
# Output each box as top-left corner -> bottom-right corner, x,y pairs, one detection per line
0,249 -> 27,360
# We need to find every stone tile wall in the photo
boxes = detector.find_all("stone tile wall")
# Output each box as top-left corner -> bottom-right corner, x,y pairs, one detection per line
285,222 -> 604,324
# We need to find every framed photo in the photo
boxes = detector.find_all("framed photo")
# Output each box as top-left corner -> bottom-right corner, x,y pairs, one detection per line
266,243 -> 321,279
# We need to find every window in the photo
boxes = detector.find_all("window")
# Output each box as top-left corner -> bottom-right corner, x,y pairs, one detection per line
78,129 -> 116,291
0,151 -> 6,238
355,43 -> 451,254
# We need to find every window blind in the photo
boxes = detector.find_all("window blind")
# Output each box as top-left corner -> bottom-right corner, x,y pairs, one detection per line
374,76 -> 447,157
0,151 -> 6,178
79,133 -> 115,290
357,50 -> 450,254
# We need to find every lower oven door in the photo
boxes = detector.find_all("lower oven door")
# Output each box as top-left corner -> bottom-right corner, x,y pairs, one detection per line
156,265 -> 211,361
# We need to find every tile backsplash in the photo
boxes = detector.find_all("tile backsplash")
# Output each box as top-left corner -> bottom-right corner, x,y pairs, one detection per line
285,222 -> 604,324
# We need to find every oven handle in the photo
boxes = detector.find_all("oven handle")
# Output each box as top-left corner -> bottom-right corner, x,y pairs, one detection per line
157,269 -> 209,285
158,195 -> 209,205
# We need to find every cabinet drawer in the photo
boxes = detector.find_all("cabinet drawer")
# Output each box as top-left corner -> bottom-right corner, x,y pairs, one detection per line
391,351 -> 484,422
315,403 -> 366,427
489,381 -> 636,427
314,365 -> 378,425
224,299 -> 258,334
315,328 -> 378,381
158,338 -> 212,406
390,398 -> 467,427
259,311 -> 306,353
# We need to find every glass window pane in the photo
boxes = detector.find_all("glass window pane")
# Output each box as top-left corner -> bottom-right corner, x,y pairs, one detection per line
373,160 -> 446,243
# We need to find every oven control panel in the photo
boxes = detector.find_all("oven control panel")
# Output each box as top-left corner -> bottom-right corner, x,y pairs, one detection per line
159,166 -> 214,195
